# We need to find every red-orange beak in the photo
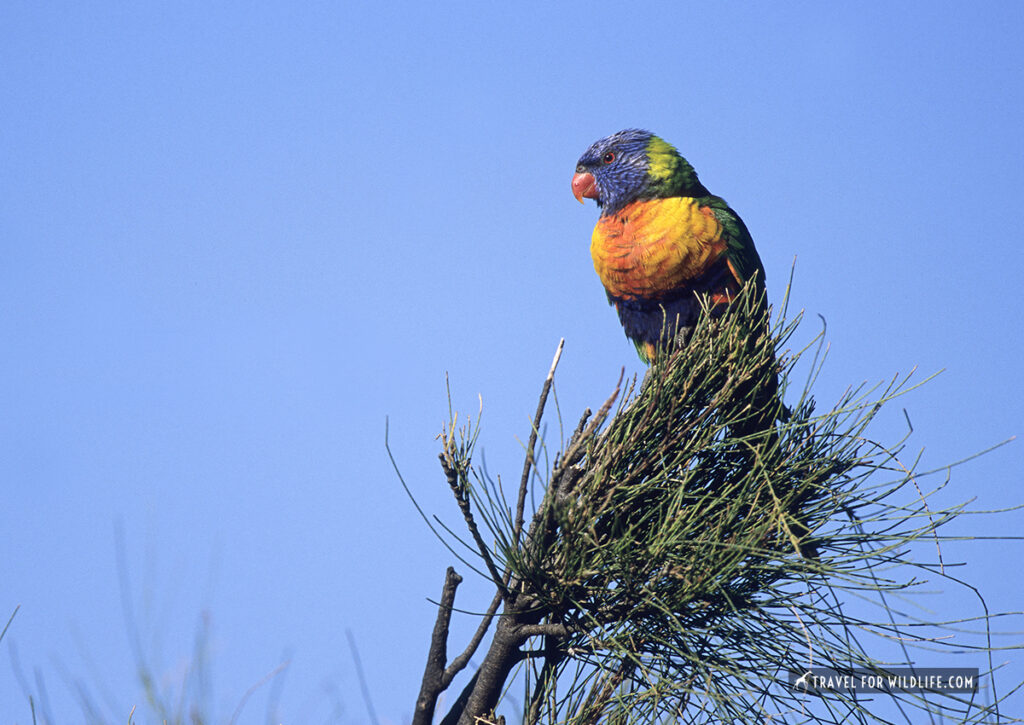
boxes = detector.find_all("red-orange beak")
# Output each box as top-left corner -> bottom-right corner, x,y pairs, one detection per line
572,172 -> 598,203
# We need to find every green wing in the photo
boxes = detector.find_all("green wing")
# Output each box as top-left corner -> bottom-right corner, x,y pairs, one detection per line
703,196 -> 766,291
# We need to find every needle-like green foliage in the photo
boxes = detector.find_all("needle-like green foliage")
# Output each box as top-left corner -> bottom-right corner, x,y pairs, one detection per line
409,282 -> 1020,725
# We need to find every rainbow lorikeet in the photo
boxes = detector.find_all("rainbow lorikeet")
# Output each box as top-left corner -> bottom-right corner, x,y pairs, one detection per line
572,129 -> 766,363
573,131 -> 819,557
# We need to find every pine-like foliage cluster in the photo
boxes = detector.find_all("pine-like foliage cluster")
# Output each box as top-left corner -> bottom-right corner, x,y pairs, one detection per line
404,284 -> 1016,725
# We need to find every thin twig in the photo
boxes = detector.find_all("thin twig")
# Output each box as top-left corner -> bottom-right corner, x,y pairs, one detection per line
555,369 -> 622,474
444,590 -> 503,686
525,635 -> 561,725
440,453 -> 512,601
513,339 -> 565,548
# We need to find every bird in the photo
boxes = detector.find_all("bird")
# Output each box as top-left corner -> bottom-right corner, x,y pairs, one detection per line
573,130 -> 818,559
572,128 -> 766,363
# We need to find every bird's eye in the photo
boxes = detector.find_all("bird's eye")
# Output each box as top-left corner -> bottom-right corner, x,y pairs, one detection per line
602,151 -> 615,164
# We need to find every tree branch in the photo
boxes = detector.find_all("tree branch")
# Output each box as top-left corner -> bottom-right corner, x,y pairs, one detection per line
439,452 -> 512,602
515,622 -> 569,641
550,369 -> 622,488
525,633 -> 562,725
412,567 -> 462,725
443,590 -> 502,687
513,339 -> 564,549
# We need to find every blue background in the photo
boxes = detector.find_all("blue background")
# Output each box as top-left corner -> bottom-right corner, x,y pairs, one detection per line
2,2 -> 1021,722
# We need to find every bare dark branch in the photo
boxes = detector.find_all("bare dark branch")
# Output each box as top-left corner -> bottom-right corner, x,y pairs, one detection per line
413,567 -> 463,725
444,590 -> 503,687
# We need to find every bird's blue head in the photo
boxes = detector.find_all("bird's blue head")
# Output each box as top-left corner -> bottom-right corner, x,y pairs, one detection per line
572,129 -> 705,215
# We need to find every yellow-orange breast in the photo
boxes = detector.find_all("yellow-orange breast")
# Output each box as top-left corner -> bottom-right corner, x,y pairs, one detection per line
590,197 -> 727,300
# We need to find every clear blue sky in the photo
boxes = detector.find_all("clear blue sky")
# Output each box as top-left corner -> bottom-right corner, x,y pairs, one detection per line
2,2 -> 1022,722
